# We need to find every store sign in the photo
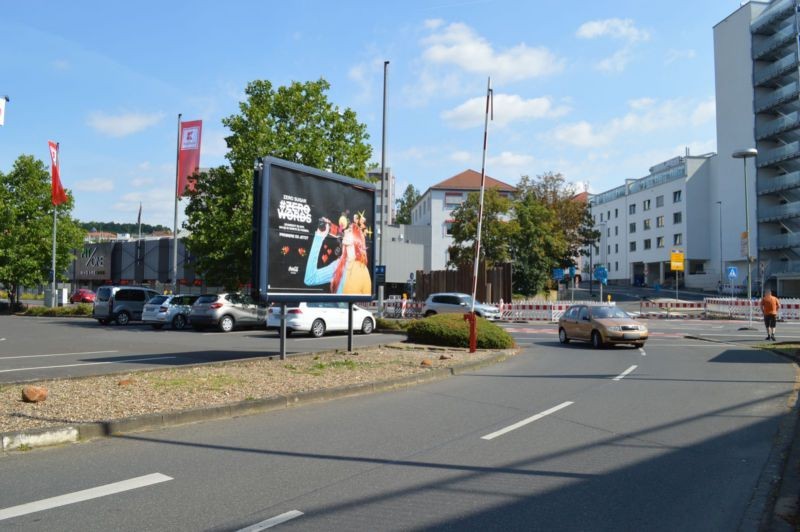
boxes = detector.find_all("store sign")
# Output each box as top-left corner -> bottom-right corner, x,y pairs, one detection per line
76,243 -> 112,280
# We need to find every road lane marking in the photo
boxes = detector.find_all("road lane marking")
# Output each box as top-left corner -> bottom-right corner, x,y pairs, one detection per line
0,350 -> 119,360
639,348 -> 646,356
0,356 -> 178,373
613,365 -> 638,381
0,473 -> 172,521
481,401 -> 573,441
237,510 -> 304,531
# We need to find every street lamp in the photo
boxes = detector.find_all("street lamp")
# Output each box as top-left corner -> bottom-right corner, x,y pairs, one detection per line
716,201 -> 723,290
733,148 -> 758,329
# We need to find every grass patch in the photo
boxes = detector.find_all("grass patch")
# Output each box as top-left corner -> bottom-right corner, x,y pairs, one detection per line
376,318 -> 415,331
407,313 -> 514,349
16,443 -> 32,452
153,374 -> 243,392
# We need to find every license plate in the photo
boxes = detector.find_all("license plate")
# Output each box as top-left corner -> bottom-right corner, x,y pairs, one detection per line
622,333 -> 639,340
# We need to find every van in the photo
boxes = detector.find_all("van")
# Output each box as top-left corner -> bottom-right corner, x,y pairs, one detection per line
92,286 -> 160,325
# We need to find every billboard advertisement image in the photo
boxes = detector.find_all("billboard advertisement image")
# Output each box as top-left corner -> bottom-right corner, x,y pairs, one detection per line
253,157 -> 376,303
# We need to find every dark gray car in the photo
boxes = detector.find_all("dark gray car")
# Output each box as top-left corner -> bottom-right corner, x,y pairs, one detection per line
188,293 -> 267,332
92,286 -> 161,325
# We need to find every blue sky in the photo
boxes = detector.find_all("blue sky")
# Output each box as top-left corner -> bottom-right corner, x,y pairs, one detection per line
2,1 -> 743,228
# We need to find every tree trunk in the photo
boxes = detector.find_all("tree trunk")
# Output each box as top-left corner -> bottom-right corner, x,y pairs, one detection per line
7,283 -> 17,313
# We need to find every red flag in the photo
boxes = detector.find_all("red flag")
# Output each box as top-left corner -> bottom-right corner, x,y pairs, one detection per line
177,120 -> 202,196
48,141 -> 68,206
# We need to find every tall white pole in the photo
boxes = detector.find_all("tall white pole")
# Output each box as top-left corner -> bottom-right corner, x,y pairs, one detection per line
173,114 -> 182,294
378,61 -> 388,317
471,78 -> 492,312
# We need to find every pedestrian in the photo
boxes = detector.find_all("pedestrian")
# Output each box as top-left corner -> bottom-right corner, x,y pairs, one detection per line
760,289 -> 780,341
401,293 -> 407,318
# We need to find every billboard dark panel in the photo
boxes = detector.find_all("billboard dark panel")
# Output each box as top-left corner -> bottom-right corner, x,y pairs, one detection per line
253,157 -> 376,303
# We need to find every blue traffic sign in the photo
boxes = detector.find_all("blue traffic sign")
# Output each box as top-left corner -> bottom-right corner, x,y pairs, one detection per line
727,266 -> 738,280
552,268 -> 564,280
569,266 -> 576,277
594,266 -> 608,285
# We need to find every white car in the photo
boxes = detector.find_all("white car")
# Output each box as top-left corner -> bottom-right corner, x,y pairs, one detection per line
266,302 -> 375,337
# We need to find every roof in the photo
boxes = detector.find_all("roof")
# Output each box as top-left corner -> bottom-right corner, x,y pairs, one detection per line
429,169 -> 516,192
571,191 -> 589,203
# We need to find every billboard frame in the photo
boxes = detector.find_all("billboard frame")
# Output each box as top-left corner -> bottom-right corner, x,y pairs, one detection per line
252,156 -> 377,304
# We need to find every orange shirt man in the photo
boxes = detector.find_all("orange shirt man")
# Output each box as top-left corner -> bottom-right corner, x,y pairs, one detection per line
760,290 -> 780,341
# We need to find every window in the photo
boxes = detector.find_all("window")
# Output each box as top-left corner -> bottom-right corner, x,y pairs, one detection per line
673,211 -> 682,224
629,204 -> 636,215
600,213 -> 604,222
656,195 -> 664,207
615,261 -> 619,271
614,208 -> 618,218
444,192 -> 463,209
643,199 -> 651,211
630,241 -> 636,252
615,226 -> 619,236
629,222 -> 636,233
673,190 -> 682,203
607,210 -> 611,220
657,236 -> 664,248
607,245 -> 611,255
615,243 -> 619,253
674,233 -> 682,245
444,222 -> 454,236
643,219 -> 651,230
644,239 -> 651,250
607,228 -> 611,237
656,216 -> 664,228
578,307 -> 589,321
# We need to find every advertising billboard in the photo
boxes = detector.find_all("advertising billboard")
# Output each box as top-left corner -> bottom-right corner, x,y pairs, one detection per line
253,157 -> 376,303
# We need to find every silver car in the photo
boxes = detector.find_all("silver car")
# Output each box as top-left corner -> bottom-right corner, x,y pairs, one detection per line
92,286 -> 160,325
189,293 -> 267,332
421,292 -> 500,319
142,294 -> 199,330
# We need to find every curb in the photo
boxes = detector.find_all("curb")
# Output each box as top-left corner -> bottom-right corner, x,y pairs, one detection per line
0,351 -> 513,453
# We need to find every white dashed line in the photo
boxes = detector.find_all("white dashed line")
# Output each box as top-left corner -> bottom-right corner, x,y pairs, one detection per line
613,365 -> 638,381
482,401 -> 573,441
0,473 -> 172,521
0,356 -> 178,373
638,347 -> 646,356
237,510 -> 304,531
0,350 -> 118,360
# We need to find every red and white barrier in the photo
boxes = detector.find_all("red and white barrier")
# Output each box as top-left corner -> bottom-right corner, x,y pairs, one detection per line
705,297 -> 800,320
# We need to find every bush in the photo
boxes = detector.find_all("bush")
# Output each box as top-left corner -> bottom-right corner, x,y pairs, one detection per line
22,304 -> 92,317
406,313 -> 514,349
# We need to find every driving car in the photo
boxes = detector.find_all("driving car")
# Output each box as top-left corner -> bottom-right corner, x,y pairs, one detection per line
188,293 -> 267,332
92,286 -> 161,325
69,288 -> 96,304
266,302 -> 375,337
558,304 -> 648,348
142,294 -> 199,330
421,292 -> 500,320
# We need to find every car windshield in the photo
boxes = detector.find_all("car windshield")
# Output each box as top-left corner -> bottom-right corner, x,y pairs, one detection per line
591,306 -> 630,319
148,295 -> 169,305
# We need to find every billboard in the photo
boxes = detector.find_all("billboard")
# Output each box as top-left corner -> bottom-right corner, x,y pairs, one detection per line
253,157 -> 376,303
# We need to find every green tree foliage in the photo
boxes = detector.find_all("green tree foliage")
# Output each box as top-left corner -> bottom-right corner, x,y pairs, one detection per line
447,188 -> 515,269
395,184 -> 420,225
78,221 -> 170,235
184,78 -> 372,290
0,155 -> 85,310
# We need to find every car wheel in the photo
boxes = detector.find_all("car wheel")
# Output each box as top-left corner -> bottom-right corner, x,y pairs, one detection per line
424,311 -> 437,317
361,318 -> 374,335
558,328 -> 570,344
218,315 -> 235,333
97,319 -> 109,325
591,330 -> 604,349
115,311 -> 131,326
310,319 -> 326,338
172,314 -> 187,330
151,324 -> 164,330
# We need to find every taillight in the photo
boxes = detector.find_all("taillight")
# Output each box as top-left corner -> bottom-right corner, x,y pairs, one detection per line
159,306 -> 168,312
288,309 -> 303,314
210,302 -> 223,309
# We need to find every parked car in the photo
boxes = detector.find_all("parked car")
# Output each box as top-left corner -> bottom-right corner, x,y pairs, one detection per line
188,293 -> 267,332
266,302 -> 375,337
558,304 -> 648,348
69,288 -> 96,304
92,286 -> 160,325
142,294 -> 200,330
421,292 -> 500,320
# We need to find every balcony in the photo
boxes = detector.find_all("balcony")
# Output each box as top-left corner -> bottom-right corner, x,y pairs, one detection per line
758,170 -> 800,194
755,82 -> 800,113
758,141 -> 800,167
753,24 -> 796,60
754,52 -> 798,86
758,202 -> 800,222
769,259 -> 800,274
756,111 -> 800,140
751,0 -> 794,35
759,232 -> 800,250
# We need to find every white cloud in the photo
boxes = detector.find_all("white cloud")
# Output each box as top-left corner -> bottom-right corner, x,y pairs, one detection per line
576,18 -> 650,42
73,178 -> 114,192
442,93 -> 570,129
488,151 -> 534,168
551,122 -> 611,148
131,177 -> 155,188
420,20 -> 564,83
596,48 -> 633,73
665,48 -> 697,65
87,111 -> 164,137
628,97 -> 655,110
691,99 -> 716,126
450,150 -> 472,163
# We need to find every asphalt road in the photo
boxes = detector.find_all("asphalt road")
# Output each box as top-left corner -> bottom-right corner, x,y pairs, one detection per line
0,318 -> 796,530
0,316 -> 405,383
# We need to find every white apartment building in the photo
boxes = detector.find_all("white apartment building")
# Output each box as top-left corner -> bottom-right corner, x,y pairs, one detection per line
589,154 -> 714,288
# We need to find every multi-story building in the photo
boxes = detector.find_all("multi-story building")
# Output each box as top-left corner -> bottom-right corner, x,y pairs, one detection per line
368,167 -> 396,227
409,169 -> 516,271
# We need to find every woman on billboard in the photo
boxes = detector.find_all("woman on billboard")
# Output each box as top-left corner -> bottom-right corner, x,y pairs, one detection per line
304,213 -> 372,294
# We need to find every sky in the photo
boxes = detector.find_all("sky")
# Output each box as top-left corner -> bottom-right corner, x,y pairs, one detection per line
2,1 -> 746,229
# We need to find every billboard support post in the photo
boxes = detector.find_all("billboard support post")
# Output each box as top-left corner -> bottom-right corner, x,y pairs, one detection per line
279,303 -> 287,360
348,302 -> 354,352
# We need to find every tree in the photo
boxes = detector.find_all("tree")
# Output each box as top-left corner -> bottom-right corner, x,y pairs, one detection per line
0,155 -> 85,310
184,78 -> 373,290
395,184 -> 420,225
510,191 -> 566,296
447,188 -> 515,269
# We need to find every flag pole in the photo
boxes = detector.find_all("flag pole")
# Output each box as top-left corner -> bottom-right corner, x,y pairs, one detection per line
173,114 -> 181,295
51,143 -> 59,308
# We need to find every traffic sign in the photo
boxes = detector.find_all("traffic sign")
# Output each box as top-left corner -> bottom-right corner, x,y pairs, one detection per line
569,266 -> 576,277
375,265 -> 386,284
594,266 -> 608,285
727,266 -> 738,280
670,250 -> 684,271
552,268 -> 564,281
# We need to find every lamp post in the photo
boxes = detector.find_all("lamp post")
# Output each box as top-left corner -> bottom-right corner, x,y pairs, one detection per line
733,148 -> 758,329
717,200 -> 723,290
